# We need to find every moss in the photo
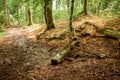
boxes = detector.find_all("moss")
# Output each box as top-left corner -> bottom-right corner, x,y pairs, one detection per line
101,29 -> 120,39
0,31 -> 4,37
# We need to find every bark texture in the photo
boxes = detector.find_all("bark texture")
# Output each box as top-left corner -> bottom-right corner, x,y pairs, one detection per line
27,0 -> 33,26
84,0 -> 88,15
3,0 -> 11,26
44,0 -> 55,30
51,38 -> 77,65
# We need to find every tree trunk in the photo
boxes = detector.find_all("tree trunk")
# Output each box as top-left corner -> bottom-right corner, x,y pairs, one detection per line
67,0 -> 70,13
84,0 -> 88,15
44,0 -> 55,30
17,5 -> 21,25
40,1 -> 44,23
27,8 -> 33,26
51,38 -> 77,65
69,0 -> 75,41
97,3 -> 101,15
63,0 -> 67,11
3,0 -> 10,26
27,0 -> 33,26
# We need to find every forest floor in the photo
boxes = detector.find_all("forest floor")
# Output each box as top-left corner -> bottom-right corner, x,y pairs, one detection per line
0,16 -> 120,80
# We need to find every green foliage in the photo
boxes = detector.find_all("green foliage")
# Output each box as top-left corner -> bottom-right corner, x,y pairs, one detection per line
72,7 -> 81,19
53,10 -> 69,20
108,0 -> 120,12
0,0 -> 120,26
0,31 -> 4,37
33,8 -> 42,23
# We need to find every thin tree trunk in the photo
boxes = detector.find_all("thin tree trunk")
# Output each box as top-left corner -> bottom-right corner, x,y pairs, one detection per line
3,0 -> 10,26
27,0 -> 33,26
79,0 -> 83,12
69,0 -> 74,42
27,8 -> 33,25
55,0 -> 58,10
44,0 -> 47,26
64,0 -> 67,11
67,0 -> 70,13
41,1 -> 44,23
97,3 -> 101,15
7,8 -> 11,25
69,0 -> 74,32
41,9 -> 44,23
69,0 -> 74,33
84,0 -> 88,15
17,5 -> 21,25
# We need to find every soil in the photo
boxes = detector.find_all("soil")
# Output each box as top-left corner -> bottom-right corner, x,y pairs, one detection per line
0,16 -> 120,80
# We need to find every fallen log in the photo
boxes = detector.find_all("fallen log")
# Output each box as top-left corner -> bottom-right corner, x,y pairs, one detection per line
51,38 -> 77,65
100,29 -> 120,40
75,21 -> 120,41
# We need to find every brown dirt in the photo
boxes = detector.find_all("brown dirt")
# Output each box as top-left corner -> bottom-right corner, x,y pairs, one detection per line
0,16 -> 120,80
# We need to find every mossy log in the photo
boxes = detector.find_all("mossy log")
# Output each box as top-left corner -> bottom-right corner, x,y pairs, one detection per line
101,29 -> 120,40
76,21 -> 120,40
51,38 -> 77,65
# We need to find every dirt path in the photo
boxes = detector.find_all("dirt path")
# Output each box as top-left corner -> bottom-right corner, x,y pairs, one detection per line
0,25 -> 52,80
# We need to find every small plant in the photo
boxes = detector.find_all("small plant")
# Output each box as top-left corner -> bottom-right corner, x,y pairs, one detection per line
0,31 -> 4,37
